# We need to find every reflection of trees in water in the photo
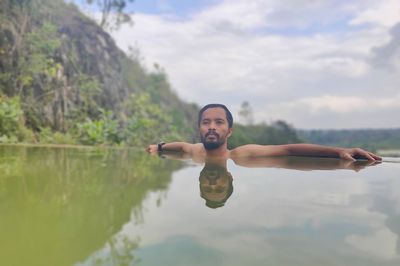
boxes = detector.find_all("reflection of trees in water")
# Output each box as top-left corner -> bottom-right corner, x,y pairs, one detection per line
370,179 -> 400,255
0,146 -> 184,266
85,235 -> 141,266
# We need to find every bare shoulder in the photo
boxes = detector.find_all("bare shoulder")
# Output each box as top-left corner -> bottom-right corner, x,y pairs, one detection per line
230,144 -> 290,158
189,143 -> 206,153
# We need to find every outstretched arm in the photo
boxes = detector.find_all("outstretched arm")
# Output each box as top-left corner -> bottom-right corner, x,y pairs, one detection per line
286,143 -> 381,161
231,143 -> 381,161
146,142 -> 194,154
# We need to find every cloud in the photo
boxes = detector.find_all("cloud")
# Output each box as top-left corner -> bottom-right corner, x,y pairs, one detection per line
110,0 -> 400,128
371,22 -> 400,70
346,228 -> 398,259
289,94 -> 400,114
256,94 -> 400,129
350,0 -> 400,27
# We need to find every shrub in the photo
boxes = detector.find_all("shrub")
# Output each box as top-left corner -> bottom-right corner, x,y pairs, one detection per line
0,96 -> 32,142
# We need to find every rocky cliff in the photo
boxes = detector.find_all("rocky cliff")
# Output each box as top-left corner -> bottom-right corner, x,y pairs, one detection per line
0,0 -> 197,142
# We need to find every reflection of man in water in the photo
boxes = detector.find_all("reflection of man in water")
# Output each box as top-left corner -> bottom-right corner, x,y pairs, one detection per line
199,163 -> 233,209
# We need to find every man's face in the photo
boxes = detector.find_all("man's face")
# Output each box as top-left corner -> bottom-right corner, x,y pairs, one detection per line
199,107 -> 232,150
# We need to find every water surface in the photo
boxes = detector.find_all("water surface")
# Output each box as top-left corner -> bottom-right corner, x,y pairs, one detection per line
1,146 -> 399,266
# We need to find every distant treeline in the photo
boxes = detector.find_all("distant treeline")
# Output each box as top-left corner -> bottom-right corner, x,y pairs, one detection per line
298,128 -> 400,152
229,120 -> 301,149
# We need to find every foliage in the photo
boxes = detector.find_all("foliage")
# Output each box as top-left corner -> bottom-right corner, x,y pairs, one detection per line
37,127 -> 76,144
77,110 -> 121,145
123,93 -> 181,146
71,73 -> 103,121
229,120 -> 301,149
1,0 -> 64,130
78,0 -> 135,30
0,0 -> 62,96
0,96 -> 33,142
143,68 -> 197,141
18,21 -> 61,92
238,101 -> 254,125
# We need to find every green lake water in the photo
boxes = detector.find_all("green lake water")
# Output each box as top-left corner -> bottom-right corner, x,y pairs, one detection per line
1,146 -> 399,266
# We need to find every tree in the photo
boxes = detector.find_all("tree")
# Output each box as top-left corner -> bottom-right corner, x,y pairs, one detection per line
238,101 -> 254,125
82,0 -> 135,30
123,93 -> 181,146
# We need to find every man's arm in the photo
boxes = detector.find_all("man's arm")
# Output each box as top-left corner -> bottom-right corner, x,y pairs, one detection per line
146,142 -> 194,154
233,155 -> 380,171
231,143 -> 381,161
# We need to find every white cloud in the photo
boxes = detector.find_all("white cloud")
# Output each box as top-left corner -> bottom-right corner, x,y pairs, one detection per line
255,94 -> 400,129
346,228 -> 398,259
350,0 -> 400,27
292,94 -> 400,114
110,0 -> 400,128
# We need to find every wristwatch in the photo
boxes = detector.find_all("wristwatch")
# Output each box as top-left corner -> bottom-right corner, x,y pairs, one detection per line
157,142 -> 166,152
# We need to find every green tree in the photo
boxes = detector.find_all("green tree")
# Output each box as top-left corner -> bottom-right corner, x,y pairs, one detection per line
238,101 -> 254,125
17,21 -> 61,95
77,109 -> 121,145
0,96 -> 33,142
80,0 -> 135,30
123,93 -> 181,146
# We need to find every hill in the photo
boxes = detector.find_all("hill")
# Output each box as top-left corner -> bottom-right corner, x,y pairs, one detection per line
0,0 -> 198,145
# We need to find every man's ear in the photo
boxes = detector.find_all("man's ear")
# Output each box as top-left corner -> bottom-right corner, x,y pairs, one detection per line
227,128 -> 233,138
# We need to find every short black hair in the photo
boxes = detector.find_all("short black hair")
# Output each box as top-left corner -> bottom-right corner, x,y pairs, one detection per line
198,103 -> 233,128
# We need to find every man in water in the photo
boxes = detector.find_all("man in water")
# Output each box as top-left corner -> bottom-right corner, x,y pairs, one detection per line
146,103 -> 381,162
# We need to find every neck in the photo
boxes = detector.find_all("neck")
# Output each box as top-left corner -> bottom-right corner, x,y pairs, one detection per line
204,157 -> 228,168
204,143 -> 230,158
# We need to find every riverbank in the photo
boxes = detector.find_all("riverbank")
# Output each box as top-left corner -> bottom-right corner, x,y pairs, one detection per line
0,142 -> 145,151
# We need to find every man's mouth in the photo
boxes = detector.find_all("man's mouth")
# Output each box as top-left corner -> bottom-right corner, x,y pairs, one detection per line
206,132 -> 219,139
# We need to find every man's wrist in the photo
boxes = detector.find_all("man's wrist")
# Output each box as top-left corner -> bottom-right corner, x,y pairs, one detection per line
157,142 -> 166,152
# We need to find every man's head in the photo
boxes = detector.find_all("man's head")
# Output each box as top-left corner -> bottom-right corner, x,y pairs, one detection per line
198,104 -> 233,150
198,104 -> 233,128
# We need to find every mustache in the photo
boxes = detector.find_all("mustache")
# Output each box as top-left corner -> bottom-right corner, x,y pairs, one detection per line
205,131 -> 219,138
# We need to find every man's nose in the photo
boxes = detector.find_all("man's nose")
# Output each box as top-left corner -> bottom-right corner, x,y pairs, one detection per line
208,122 -> 216,130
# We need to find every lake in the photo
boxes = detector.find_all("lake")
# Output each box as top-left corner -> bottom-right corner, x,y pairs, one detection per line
1,145 -> 399,266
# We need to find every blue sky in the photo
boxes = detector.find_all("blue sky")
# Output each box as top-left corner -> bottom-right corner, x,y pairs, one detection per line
80,0 -> 400,129
128,0 -> 219,16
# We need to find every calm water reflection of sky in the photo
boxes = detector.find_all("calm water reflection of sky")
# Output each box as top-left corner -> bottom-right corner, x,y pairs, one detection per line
80,158 -> 400,266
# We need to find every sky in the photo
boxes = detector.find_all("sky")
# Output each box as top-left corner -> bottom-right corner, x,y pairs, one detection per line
83,0 -> 400,129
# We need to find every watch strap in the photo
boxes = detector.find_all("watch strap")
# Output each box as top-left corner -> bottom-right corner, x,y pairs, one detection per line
157,142 -> 166,152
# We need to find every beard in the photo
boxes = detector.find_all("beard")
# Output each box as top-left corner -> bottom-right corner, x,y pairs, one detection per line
201,132 -> 225,150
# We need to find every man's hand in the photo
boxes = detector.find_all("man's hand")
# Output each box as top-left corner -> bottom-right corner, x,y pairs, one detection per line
338,148 -> 381,161
146,144 -> 158,154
